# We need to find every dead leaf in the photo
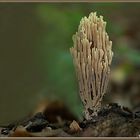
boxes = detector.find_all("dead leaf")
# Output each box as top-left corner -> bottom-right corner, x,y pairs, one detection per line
69,120 -> 82,132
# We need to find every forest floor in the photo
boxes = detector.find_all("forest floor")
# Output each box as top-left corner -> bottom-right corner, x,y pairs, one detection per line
0,103 -> 140,137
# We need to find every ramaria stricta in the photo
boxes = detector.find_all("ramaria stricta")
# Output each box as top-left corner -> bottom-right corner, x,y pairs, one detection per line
70,12 -> 113,120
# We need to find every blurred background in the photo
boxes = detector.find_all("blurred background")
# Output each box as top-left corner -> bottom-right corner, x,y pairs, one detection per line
0,3 -> 140,125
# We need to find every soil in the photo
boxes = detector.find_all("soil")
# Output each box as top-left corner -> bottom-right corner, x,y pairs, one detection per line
0,103 -> 140,137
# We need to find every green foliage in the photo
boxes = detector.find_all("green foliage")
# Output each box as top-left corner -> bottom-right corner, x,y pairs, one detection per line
37,4 -> 85,118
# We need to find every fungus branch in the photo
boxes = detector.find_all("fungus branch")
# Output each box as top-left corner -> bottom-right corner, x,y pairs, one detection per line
70,12 -> 113,120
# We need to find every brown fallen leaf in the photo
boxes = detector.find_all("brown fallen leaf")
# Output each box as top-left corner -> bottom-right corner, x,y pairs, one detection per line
9,125 -> 66,137
69,120 -> 82,132
10,126 -> 32,137
33,99 -> 77,123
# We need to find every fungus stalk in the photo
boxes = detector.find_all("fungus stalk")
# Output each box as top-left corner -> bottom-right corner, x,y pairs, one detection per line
70,12 -> 113,120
